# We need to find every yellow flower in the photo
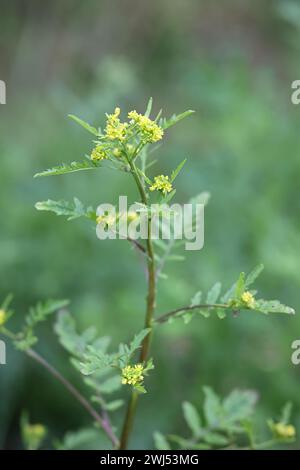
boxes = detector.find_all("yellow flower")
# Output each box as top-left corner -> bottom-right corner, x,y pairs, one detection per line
241,291 -> 256,309
126,211 -> 139,222
105,107 -> 128,141
274,422 -> 296,439
122,364 -> 144,386
91,145 -> 107,162
128,110 -> 164,143
0,309 -> 7,327
149,175 -> 173,195
96,213 -> 116,227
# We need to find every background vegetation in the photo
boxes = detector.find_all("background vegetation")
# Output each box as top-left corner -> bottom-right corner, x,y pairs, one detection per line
0,0 -> 300,449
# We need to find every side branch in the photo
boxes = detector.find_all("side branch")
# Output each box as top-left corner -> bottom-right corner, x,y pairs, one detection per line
155,303 -> 229,324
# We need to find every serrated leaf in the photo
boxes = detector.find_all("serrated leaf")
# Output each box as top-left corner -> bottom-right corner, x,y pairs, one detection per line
55,311 -> 106,358
182,402 -> 202,438
35,198 -> 96,221
128,328 -> 151,357
203,387 -> 223,428
34,160 -> 100,178
153,432 -> 171,450
223,390 -> 257,425
80,349 -> 116,375
206,282 -> 222,304
68,114 -> 99,136
255,299 -> 295,315
245,264 -> 264,288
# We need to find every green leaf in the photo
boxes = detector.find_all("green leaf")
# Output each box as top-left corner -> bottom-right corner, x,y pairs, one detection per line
1,293 -> 13,311
223,390 -> 257,425
137,168 -> 152,185
234,272 -> 245,299
25,299 -> 69,329
203,387 -> 223,428
68,114 -> 99,136
245,264 -> 264,288
34,160 -> 100,178
279,402 -> 293,425
170,159 -> 187,182
182,401 -> 202,438
255,299 -> 295,315
190,291 -> 202,306
206,282 -> 222,304
144,97 -> 153,118
128,328 -> 151,357
160,110 -> 195,130
102,399 -> 124,411
80,348 -> 116,375
55,428 -> 103,450
55,311 -> 106,358
93,375 -> 121,394
202,431 -> 229,447
153,432 -> 171,450
35,198 -> 96,221
216,309 -> 226,319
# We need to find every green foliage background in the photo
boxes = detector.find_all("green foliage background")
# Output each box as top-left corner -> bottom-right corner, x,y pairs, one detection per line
0,0 -> 300,449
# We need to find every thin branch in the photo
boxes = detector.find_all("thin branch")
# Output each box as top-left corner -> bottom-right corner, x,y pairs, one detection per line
25,348 -> 119,448
155,303 -> 229,324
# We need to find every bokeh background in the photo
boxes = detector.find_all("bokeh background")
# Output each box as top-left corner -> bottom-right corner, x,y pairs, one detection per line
0,0 -> 300,450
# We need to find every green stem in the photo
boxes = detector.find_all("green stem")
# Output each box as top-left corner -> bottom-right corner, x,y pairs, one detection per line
155,303 -> 229,324
0,328 -> 119,448
119,158 -> 156,449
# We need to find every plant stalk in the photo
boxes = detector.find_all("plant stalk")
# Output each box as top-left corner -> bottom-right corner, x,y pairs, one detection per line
119,158 -> 156,449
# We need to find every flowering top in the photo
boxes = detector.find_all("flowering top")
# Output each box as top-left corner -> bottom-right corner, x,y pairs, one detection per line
273,422 -> 296,439
128,110 -> 164,143
149,175 -> 173,195
105,107 -> 128,141
241,291 -> 256,309
122,364 -> 144,386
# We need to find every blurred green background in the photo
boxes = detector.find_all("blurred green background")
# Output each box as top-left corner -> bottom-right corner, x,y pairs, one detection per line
0,0 -> 300,450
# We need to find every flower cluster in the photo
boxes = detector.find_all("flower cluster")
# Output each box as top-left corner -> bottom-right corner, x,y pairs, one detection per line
273,422 -> 296,439
91,145 -> 107,162
128,110 -> 164,143
121,364 -> 144,386
0,309 -> 7,327
149,175 -> 173,195
241,291 -> 256,309
96,213 -> 116,227
105,107 -> 128,141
